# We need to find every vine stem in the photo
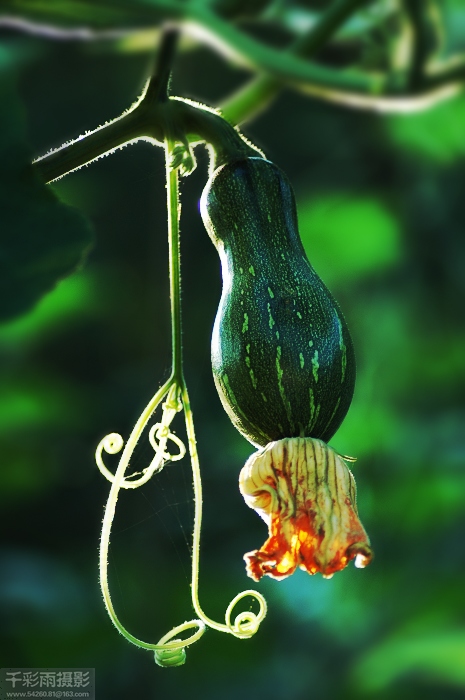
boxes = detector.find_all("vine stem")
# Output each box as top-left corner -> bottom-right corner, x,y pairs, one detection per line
167,141 -> 183,383
95,140 -> 207,661
219,0 -> 461,124
182,380 -> 267,637
165,141 -> 229,631
166,138 -> 267,637
98,375 -> 206,654
96,140 -> 266,666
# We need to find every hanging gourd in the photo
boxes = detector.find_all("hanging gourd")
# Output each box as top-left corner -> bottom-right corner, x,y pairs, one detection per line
201,156 -> 372,580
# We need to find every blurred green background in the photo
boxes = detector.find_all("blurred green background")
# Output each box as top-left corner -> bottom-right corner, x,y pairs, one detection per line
1,12 -> 465,700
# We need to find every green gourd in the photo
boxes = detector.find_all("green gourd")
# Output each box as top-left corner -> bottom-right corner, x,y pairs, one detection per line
200,157 -> 355,448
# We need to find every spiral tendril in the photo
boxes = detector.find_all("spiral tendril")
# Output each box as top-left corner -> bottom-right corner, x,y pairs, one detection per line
148,422 -> 186,462
154,646 -> 186,668
95,387 -> 186,490
153,619 -> 206,668
225,590 -> 268,638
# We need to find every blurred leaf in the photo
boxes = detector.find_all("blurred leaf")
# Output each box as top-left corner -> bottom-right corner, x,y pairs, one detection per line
298,194 -> 402,286
0,270 -> 103,348
392,329 -> 465,402
376,470 -> 465,536
0,68 -> 94,321
353,628 -> 465,692
0,368 -> 97,500
0,372 -> 91,436
386,94 -> 465,164
332,393 -> 404,457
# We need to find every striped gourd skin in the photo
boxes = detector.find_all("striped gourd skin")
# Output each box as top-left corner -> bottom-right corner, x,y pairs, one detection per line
200,158 -> 355,448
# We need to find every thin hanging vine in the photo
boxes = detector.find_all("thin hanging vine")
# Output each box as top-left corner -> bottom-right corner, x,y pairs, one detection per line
96,135 -> 266,668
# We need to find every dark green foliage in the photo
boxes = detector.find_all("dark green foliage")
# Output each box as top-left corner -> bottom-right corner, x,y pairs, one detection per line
0,74 -> 93,321
201,157 -> 355,446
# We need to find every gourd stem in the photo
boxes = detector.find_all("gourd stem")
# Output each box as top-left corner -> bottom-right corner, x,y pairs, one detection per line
166,141 -> 183,382
163,141 -> 216,630
162,138 -> 267,639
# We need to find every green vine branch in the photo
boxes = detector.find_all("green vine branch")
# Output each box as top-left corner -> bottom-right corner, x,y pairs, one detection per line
31,0 -> 465,186
221,0 -> 378,124
188,0 -> 465,114
33,88 -> 260,183
30,0 -> 381,183
220,0 -> 465,123
33,26 -> 259,184
185,1 -> 378,94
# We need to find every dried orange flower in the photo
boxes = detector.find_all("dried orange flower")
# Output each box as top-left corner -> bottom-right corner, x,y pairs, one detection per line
239,437 -> 372,581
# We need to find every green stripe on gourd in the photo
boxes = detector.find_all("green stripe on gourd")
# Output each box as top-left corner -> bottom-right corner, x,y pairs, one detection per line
200,157 -> 355,448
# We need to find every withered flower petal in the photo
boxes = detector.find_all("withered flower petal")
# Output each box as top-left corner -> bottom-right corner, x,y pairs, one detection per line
239,437 -> 372,581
